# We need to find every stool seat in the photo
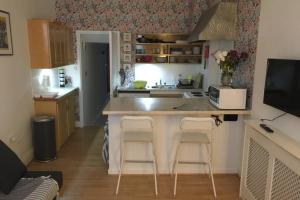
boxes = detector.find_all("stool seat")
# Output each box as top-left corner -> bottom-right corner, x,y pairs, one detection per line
123,131 -> 153,142
181,132 -> 209,143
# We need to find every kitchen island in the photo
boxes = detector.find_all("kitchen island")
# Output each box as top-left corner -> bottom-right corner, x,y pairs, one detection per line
103,97 -> 250,174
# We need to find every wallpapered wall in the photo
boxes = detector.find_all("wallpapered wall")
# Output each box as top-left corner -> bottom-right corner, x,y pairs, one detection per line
233,0 -> 261,103
55,0 -> 208,33
55,0 -> 261,103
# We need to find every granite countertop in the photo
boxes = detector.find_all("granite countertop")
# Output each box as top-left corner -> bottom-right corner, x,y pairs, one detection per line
103,97 -> 251,115
33,87 -> 78,101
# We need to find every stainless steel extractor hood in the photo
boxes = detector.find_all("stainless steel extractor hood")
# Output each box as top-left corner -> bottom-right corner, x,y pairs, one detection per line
188,2 -> 237,42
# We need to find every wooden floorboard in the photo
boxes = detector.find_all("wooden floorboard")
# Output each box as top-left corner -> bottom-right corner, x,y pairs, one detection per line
28,127 -> 241,200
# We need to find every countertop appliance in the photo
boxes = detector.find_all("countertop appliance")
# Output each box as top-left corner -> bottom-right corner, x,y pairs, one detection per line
209,85 -> 247,109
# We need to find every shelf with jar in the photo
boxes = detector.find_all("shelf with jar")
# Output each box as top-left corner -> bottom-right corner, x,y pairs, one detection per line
135,34 -> 203,64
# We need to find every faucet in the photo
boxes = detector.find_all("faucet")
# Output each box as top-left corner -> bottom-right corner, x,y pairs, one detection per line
159,79 -> 162,86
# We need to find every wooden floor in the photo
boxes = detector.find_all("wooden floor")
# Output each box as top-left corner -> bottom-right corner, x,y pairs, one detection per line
28,127 -> 241,200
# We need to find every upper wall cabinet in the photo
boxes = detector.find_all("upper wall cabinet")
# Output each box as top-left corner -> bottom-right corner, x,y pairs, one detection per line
27,19 -> 74,68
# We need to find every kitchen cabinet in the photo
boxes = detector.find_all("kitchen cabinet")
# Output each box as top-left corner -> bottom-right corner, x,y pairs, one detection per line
135,33 -> 203,64
28,19 -> 74,68
34,90 -> 77,151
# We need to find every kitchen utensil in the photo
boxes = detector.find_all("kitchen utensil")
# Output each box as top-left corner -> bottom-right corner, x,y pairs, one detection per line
119,68 -> 126,86
204,45 -> 210,69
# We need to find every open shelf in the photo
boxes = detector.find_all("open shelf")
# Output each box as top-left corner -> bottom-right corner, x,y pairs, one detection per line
135,33 -> 203,64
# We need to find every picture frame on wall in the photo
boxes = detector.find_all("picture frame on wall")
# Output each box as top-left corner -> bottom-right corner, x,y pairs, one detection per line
123,33 -> 131,42
123,43 -> 131,52
0,10 -> 13,55
123,54 -> 131,62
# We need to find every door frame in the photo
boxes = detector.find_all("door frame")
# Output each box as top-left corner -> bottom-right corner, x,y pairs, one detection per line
76,31 -> 120,127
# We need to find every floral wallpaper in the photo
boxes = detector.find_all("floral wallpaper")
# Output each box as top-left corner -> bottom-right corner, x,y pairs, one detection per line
55,0 -> 262,102
234,0 -> 261,106
55,0 -> 208,33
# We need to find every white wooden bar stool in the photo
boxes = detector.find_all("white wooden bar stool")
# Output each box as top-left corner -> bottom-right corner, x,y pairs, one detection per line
116,116 -> 158,196
172,117 -> 216,198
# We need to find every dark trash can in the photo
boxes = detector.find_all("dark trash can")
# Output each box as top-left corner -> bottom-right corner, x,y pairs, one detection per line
32,116 -> 56,162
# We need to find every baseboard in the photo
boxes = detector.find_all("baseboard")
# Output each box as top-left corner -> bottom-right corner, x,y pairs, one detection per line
75,121 -> 82,127
22,147 -> 34,165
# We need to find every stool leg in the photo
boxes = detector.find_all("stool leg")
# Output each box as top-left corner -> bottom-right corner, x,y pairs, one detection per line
173,158 -> 179,196
206,144 -> 216,198
151,142 -> 158,196
171,142 -> 181,175
116,142 -> 125,195
173,143 -> 181,196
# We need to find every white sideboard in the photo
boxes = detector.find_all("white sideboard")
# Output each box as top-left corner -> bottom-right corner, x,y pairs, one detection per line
240,120 -> 300,200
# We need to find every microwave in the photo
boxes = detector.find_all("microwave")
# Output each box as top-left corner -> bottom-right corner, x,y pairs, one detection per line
208,85 -> 247,109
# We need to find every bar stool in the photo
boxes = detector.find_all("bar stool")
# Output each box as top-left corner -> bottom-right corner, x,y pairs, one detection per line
172,117 -> 216,198
116,116 -> 158,195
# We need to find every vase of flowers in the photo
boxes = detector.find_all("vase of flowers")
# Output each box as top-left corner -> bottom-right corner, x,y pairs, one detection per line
214,50 -> 248,86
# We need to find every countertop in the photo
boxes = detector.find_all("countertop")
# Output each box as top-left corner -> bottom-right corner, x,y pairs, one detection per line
33,87 -> 78,101
117,86 -> 203,93
103,97 -> 251,115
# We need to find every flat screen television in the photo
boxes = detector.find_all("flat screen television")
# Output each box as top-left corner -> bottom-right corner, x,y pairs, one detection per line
263,59 -> 300,117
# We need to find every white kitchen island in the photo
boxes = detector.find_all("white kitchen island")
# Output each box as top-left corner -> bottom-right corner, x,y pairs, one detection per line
103,97 -> 250,174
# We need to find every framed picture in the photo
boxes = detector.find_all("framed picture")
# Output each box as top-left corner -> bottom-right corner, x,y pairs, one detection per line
0,10 -> 13,55
123,33 -> 131,42
123,54 -> 131,62
123,43 -> 131,52
123,63 -> 131,69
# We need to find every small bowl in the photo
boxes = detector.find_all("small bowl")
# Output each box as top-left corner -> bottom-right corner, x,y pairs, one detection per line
133,80 -> 147,89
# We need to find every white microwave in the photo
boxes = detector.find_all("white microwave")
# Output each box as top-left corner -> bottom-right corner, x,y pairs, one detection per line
208,85 -> 247,109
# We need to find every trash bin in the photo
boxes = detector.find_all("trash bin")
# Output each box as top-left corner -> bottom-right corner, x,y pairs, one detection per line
32,116 -> 56,162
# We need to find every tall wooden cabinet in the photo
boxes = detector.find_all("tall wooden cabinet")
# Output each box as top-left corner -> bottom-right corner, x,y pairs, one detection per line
34,90 -> 77,151
28,19 -> 74,68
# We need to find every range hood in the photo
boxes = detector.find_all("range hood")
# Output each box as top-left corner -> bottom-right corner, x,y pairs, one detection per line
188,2 -> 237,42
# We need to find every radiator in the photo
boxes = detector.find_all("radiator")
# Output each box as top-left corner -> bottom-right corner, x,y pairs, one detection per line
240,121 -> 300,200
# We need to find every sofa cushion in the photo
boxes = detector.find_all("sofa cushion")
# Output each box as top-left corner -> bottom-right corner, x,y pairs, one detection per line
0,140 -> 27,194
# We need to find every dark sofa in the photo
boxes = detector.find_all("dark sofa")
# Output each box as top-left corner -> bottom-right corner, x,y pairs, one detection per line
0,140 -> 63,199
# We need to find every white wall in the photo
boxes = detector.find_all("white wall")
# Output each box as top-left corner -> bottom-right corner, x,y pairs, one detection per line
0,0 -> 55,164
252,0 -> 300,142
